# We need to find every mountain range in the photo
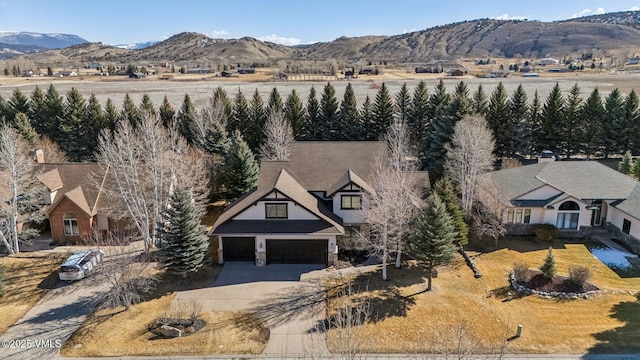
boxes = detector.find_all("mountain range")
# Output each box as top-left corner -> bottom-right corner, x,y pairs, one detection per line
5,10 -> 640,65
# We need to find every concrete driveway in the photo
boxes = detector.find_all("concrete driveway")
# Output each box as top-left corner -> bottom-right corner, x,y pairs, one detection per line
174,262 -> 335,357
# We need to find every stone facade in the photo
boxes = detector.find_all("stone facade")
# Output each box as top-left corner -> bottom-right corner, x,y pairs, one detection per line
606,222 -> 640,255
255,252 -> 266,267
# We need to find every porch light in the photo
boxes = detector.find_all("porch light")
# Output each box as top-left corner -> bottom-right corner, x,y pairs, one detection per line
586,205 -> 599,211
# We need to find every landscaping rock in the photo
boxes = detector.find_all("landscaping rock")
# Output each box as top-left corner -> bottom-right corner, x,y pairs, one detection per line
159,325 -> 182,338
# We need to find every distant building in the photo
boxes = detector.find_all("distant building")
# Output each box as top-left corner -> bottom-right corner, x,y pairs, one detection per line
538,58 -> 560,66
160,74 -> 174,80
129,72 -> 146,79
238,68 -> 256,74
629,57 -> 640,65
447,69 -> 464,76
187,68 -> 211,74
489,71 -> 508,78
523,72 -> 539,77
56,71 -> 78,77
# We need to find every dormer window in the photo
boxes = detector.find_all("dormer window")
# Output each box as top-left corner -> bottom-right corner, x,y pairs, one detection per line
266,203 -> 288,219
341,195 -> 362,210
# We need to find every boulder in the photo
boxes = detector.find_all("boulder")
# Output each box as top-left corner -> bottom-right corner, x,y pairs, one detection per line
159,324 -> 182,338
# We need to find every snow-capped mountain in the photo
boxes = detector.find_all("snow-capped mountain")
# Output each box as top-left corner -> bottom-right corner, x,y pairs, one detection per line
113,41 -> 159,50
0,32 -> 88,49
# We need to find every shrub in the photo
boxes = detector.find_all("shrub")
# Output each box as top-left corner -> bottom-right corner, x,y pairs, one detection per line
568,265 -> 591,287
534,224 -> 558,242
0,264 -> 5,298
539,247 -> 557,279
513,261 -> 529,283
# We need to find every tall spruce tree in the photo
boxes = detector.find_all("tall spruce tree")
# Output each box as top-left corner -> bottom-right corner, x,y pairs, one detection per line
619,150 -> 633,174
433,176 -> 468,246
448,81 -> 471,121
177,94 -> 198,144
540,83 -> 565,153
423,81 -> 453,177
360,95 -> 376,140
602,88 -> 625,158
29,86 -> 46,134
230,89 -> 250,134
59,88 -> 89,161
486,82 -> 511,157
339,82 -> 361,140
530,90 -> 543,154
139,93 -> 156,117
623,90 -> 640,155
42,84 -> 64,141
581,89 -> 605,158
246,89 -> 267,153
267,87 -> 284,115
303,86 -> 320,140
121,93 -> 141,128
7,89 -> 30,126
472,84 -> 489,115
13,112 -> 39,146
319,82 -> 340,140
160,187 -> 209,275
284,89 -> 306,140
372,83 -> 395,140
223,132 -> 259,200
560,84 -> 585,159
211,87 -> 233,123
104,98 -> 120,133
395,83 -> 411,123
159,95 -> 176,128
0,95 -> 8,121
509,84 -> 531,158
408,80 -> 429,148
408,193 -> 457,291
85,93 -> 106,159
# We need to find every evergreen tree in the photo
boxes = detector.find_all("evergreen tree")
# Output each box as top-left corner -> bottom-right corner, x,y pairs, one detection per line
104,98 -> 120,132
623,90 -> 640,155
266,87 -> 283,114
529,90 -> 543,155
427,79 -> 450,121
633,157 -> 640,179
433,176 -> 468,246
448,81 -> 471,120
160,187 -> 209,275
284,89 -> 306,140
230,89 -> 250,134
360,95 -> 376,140
159,95 -> 176,128
408,193 -> 457,291
29,86 -> 46,134
619,150 -> 633,174
201,120 -> 230,156
0,95 -> 7,122
223,132 -> 259,200
372,82 -> 395,139
13,112 -> 39,146
395,83 -> 411,123
303,86 -> 320,140
7,88 -> 30,125
319,82 -> 340,140
510,85 -> 532,158
408,80 -> 429,147
177,93 -> 197,143
602,88 -> 626,158
423,81 -> 454,177
581,89 -> 605,158
245,89 -> 267,152
540,83 -> 565,153
486,82 -> 511,157
472,84 -> 489,115
338,82 -> 361,140
121,93 -> 141,128
540,247 -> 557,279
560,84 -> 585,159
211,87 -> 233,122
59,88 -> 89,161
42,84 -> 64,140
139,93 -> 156,117
84,93 -> 106,159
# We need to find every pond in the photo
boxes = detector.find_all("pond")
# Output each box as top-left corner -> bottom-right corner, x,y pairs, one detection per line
585,240 -> 640,278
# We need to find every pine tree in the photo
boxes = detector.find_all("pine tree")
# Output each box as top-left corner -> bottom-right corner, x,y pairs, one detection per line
510,84 -> 531,158
540,83 -> 565,153
211,87 -> 233,123
472,84 -> 489,115
448,81 -> 471,120
602,88 -> 626,158
177,94 -> 197,144
560,84 -> 585,159
159,95 -> 176,128
319,82 -> 340,140
42,84 -> 64,140
284,89 -> 306,140
423,81 -> 453,178
7,88 -> 30,125
230,89 -> 250,134
530,90 -> 543,154
408,80 -> 429,148
581,88 -> 605,158
539,247 -> 557,279
13,112 -> 39,146
160,187 -> 209,275
85,93 -> 106,159
245,89 -> 267,153
223,132 -> 259,200
486,82 -> 511,157
623,90 -> 640,155
339,82 -> 361,140
267,87 -> 283,114
139,93 -> 156,117
619,150 -> 633,174
427,80 -> 450,120
104,98 -> 120,133
360,95 -> 376,140
408,193 -> 457,291
303,86 -> 320,140
395,83 -> 411,123
372,83 -> 395,140
433,176 -> 468,246
201,120 -> 229,156
121,93 -> 141,128
59,88 -> 89,161
633,157 -> 640,179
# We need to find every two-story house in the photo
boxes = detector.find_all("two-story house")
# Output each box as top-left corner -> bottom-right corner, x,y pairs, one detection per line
210,141 -> 410,266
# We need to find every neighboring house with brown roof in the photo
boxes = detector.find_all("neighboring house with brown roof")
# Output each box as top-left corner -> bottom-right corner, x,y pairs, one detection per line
481,159 -> 640,253
37,163 -> 116,244
210,141 -> 429,267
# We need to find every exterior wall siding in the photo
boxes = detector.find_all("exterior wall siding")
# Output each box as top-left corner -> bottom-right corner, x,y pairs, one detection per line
332,191 -> 366,224
234,200 -> 318,220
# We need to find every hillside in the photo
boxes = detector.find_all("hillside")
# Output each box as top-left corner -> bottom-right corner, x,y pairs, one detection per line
0,32 -> 87,49
563,10 -> 640,30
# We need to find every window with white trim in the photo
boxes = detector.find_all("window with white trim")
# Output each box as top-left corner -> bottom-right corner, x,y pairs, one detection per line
63,213 -> 79,235
556,201 -> 580,230
506,208 -> 531,224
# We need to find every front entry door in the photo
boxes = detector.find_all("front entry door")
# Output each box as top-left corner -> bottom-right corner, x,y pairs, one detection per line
590,200 -> 603,226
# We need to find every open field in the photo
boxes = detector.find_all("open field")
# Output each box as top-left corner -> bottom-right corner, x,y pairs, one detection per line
2,71 -> 640,111
328,237 -> 640,355
0,252 -> 68,336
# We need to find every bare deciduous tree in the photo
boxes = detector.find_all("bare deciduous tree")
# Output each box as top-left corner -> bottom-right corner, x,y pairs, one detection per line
0,125 -> 45,254
37,135 -> 68,163
97,113 -> 208,254
260,108 -> 293,161
473,181 -> 509,248
445,115 -> 496,217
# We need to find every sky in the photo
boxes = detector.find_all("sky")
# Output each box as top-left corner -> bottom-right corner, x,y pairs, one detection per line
1,0 -> 640,46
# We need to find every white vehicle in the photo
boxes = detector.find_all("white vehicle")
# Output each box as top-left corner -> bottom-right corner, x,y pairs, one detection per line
59,249 -> 104,281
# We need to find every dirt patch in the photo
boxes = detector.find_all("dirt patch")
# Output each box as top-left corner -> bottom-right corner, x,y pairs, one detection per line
522,270 -> 599,293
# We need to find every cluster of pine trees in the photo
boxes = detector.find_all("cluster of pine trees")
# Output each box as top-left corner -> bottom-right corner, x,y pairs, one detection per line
1,80 -> 639,180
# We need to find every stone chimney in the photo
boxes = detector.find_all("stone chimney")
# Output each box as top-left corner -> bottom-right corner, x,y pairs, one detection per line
35,149 -> 45,163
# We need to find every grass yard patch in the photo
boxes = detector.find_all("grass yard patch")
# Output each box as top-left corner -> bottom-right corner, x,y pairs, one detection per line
327,237 -> 640,355
0,252 -> 68,336
61,293 -> 269,356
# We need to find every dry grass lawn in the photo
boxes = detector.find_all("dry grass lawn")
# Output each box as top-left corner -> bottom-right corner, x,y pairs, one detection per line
328,237 -> 640,355
0,252 -> 68,336
61,293 -> 269,357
